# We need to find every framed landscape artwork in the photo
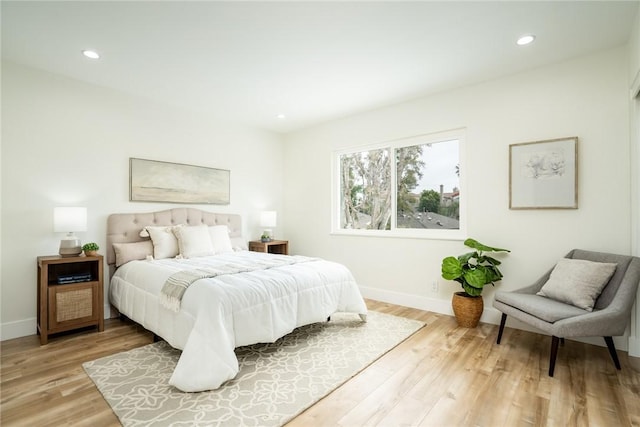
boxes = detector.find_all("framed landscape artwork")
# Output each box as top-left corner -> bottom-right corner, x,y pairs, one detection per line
130,158 -> 230,204
509,137 -> 578,209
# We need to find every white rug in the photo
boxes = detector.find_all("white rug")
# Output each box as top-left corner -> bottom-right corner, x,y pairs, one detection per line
83,311 -> 424,427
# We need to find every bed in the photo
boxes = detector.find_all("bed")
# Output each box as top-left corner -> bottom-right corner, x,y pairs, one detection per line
106,208 -> 368,392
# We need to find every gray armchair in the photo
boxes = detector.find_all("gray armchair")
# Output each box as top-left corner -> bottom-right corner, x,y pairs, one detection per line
493,249 -> 640,376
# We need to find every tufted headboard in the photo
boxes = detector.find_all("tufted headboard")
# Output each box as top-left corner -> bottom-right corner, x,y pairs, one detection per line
106,208 -> 243,276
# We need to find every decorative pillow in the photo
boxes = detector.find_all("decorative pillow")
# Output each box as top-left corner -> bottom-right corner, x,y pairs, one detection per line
113,241 -> 154,267
537,258 -> 617,311
209,225 -> 234,254
142,225 -> 181,259
230,236 -> 248,251
173,224 -> 215,258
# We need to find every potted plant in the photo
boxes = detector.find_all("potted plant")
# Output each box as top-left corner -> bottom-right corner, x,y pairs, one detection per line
260,233 -> 272,243
441,238 -> 510,328
82,242 -> 99,257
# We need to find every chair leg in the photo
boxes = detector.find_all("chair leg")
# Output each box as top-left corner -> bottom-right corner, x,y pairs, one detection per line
604,336 -> 622,370
549,336 -> 560,377
496,313 -> 507,344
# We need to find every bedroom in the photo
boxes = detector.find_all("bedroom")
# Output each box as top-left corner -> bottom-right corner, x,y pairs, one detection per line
2,1 -> 640,425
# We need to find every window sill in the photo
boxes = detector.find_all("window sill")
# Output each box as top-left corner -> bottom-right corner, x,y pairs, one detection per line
330,228 -> 466,241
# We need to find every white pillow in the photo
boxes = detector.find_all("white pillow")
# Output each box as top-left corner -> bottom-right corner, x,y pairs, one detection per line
174,224 -> 215,258
113,241 -> 154,267
537,258 -> 617,311
142,225 -> 181,259
209,225 -> 234,254
230,236 -> 248,251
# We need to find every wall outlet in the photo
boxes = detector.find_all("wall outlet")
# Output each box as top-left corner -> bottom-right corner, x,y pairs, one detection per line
431,281 -> 439,292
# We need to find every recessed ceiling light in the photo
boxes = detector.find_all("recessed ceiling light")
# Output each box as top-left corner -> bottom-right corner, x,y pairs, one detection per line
82,50 -> 100,59
276,114 -> 286,119
516,35 -> 536,46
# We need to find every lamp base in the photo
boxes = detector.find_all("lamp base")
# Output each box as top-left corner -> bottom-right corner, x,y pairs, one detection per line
59,238 -> 82,257
261,228 -> 273,242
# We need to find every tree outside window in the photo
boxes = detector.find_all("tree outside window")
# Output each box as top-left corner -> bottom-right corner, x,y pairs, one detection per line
340,148 -> 391,230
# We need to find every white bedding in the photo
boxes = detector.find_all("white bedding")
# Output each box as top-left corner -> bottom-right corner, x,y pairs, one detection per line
109,250 -> 368,392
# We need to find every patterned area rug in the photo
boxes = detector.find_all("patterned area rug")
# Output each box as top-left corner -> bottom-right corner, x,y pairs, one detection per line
83,311 -> 424,427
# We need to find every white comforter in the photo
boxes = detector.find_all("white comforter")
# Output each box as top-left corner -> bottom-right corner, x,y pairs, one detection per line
109,251 -> 367,392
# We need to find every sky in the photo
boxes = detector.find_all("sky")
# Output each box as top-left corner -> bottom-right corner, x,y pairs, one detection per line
415,139 -> 459,194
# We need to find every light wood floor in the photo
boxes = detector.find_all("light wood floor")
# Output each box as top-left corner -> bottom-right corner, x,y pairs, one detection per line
2,300 -> 639,426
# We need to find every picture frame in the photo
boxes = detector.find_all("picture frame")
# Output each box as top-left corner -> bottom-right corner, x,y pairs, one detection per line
130,158 -> 230,204
509,137 -> 578,209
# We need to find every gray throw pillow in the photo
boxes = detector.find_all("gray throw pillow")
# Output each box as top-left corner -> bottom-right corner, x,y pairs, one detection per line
537,258 -> 617,311
113,240 -> 154,267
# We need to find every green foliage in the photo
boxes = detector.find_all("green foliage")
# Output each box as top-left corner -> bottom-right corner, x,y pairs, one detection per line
439,201 -> 459,220
260,232 -> 272,242
441,238 -> 510,297
340,149 -> 392,230
418,189 -> 440,213
82,242 -> 99,251
396,145 -> 425,214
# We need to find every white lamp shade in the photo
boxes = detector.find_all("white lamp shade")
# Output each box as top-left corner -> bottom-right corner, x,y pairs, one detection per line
260,211 -> 277,228
54,207 -> 87,233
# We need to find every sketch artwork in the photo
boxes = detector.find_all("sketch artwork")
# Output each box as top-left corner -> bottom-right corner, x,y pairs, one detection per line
509,137 -> 577,209
523,150 -> 565,179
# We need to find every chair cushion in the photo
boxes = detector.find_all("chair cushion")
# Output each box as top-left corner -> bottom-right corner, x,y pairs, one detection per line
495,291 -> 589,323
536,258 -> 617,311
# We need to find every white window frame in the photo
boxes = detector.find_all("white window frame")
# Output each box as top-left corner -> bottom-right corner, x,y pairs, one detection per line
331,128 -> 466,240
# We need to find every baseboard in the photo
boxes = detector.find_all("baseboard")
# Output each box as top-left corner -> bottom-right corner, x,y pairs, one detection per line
4,290 -> 636,353
106,303 -> 116,319
359,285 -> 504,325
359,286 -> 629,351
629,336 -> 640,357
1,307 -> 114,342
0,317 -> 36,341
359,286 -> 451,317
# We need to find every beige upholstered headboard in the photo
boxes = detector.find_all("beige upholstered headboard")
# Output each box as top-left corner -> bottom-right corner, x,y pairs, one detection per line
106,208 -> 243,275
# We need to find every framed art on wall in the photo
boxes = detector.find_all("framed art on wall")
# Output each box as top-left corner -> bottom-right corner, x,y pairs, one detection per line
509,137 -> 578,209
130,158 -> 230,204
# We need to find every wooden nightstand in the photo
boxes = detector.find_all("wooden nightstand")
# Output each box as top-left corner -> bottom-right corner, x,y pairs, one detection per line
37,255 -> 104,345
248,240 -> 289,255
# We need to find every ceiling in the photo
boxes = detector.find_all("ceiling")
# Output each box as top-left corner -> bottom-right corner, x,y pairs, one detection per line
2,1 -> 638,134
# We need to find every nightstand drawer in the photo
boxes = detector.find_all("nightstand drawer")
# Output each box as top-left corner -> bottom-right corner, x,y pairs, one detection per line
48,281 -> 100,331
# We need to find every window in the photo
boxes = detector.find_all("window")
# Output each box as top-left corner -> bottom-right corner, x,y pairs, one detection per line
333,129 -> 465,239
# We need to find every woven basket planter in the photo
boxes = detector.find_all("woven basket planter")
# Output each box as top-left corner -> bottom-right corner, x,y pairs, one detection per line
452,292 -> 483,328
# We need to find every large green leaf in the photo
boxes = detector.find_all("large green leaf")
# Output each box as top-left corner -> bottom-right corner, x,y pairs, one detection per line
481,255 -> 502,266
441,256 -> 462,280
462,282 -> 483,296
485,266 -> 503,283
464,238 -> 510,253
463,267 -> 487,288
458,251 -> 477,264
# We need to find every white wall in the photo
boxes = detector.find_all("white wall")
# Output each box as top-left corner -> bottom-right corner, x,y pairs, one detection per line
284,47 -> 634,348
1,61 -> 285,340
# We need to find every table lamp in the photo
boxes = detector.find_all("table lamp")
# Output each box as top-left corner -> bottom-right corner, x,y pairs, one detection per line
54,207 -> 87,257
260,211 -> 277,242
